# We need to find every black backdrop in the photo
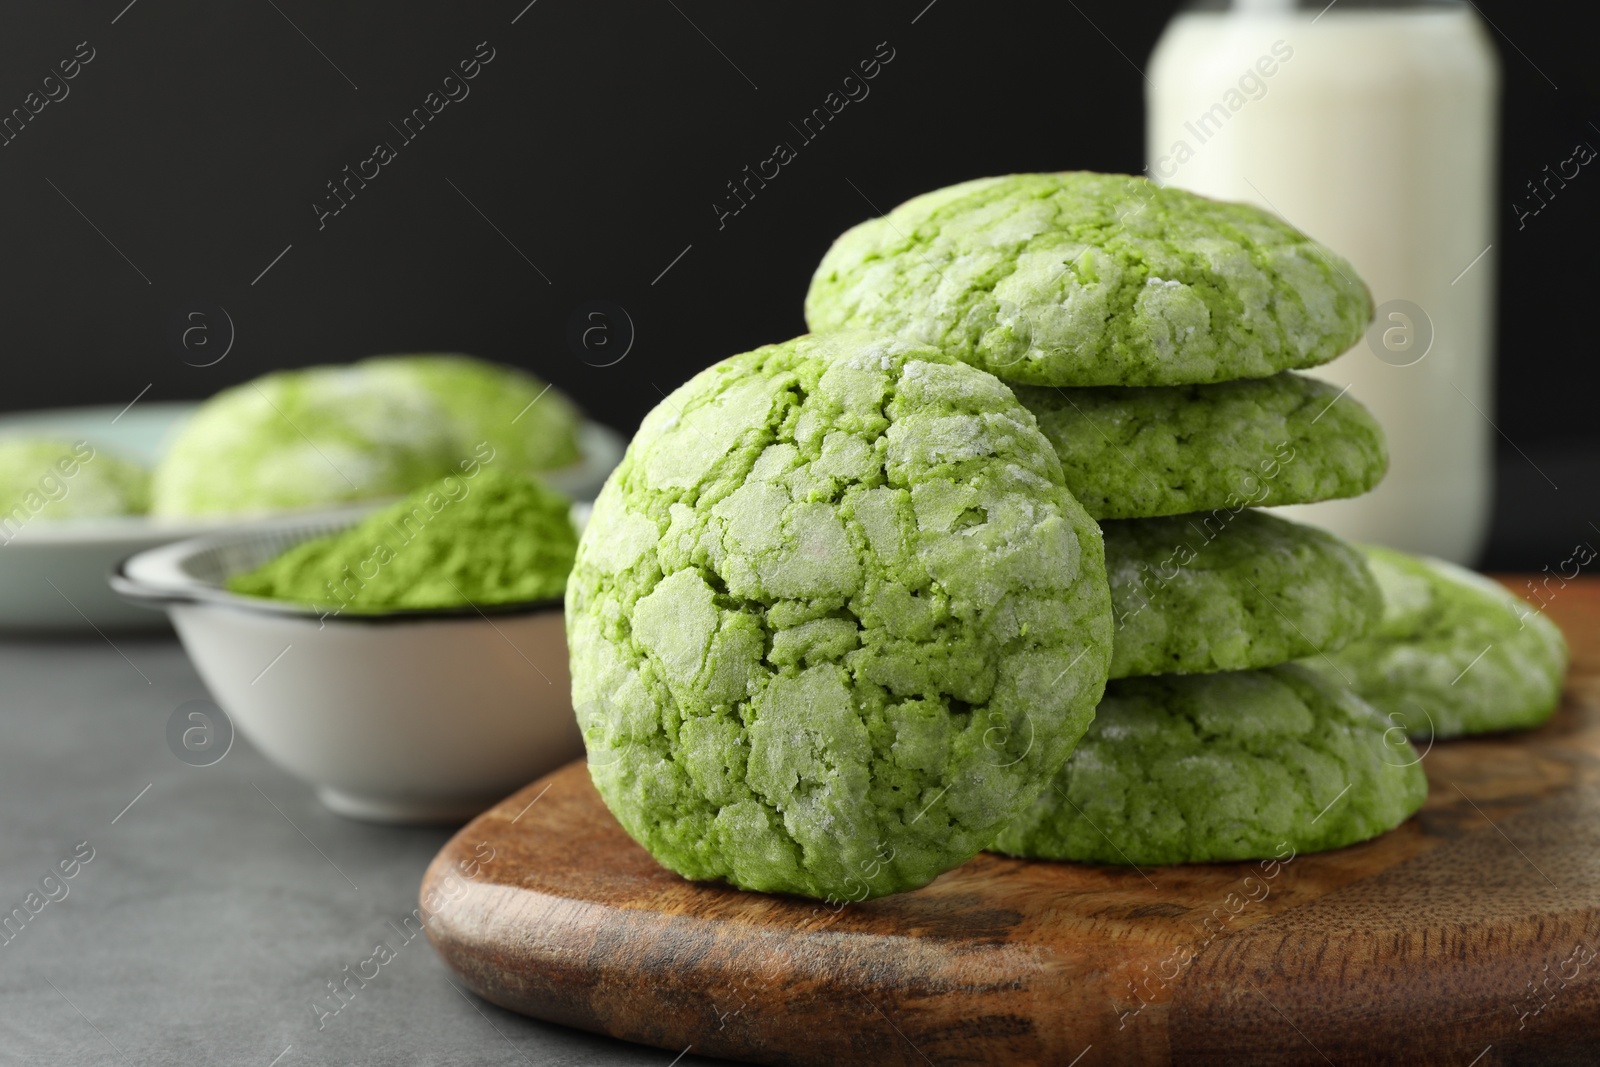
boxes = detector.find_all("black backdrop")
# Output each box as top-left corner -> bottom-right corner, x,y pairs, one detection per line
0,0 -> 1593,566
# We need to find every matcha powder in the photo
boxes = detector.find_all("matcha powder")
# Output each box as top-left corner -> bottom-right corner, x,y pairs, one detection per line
230,468 -> 578,612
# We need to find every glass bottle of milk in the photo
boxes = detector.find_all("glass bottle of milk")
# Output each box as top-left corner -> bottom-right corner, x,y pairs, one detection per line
1146,0 -> 1500,564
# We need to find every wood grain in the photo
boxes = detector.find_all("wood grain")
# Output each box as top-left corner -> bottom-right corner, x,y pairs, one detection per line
423,577 -> 1600,1066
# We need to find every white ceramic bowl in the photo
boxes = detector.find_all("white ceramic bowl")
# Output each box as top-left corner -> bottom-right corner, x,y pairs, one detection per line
111,514 -> 583,824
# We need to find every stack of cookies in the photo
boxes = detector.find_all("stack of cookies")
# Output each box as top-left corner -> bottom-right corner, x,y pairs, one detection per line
804,172 -> 1428,865
567,171 -> 1565,902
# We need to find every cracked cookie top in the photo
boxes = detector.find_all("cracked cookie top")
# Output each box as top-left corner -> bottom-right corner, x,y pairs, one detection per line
1103,509 -> 1381,680
805,173 -> 1373,387
1014,372 -> 1388,520
565,332 -> 1113,899
150,354 -> 581,517
991,665 -> 1427,865
1305,546 -> 1569,739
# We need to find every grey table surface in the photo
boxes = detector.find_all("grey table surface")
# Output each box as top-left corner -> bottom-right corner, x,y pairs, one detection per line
0,635 -> 727,1067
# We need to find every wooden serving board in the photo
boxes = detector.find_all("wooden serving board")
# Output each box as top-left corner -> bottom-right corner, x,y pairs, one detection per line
423,579 -> 1600,1066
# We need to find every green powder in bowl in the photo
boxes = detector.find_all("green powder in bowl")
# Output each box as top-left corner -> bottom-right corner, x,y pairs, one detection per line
228,468 -> 578,614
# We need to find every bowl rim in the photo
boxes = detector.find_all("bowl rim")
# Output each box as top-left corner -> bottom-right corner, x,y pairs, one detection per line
109,509 -> 565,626
3,513 -> 232,548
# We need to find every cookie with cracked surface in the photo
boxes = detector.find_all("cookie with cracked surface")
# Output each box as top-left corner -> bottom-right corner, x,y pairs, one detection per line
1014,372 -> 1387,520
150,354 -> 581,517
360,354 -> 583,475
1303,546 -> 1568,739
565,332 -> 1114,900
0,438 -> 148,519
1105,509 -> 1380,679
989,664 -> 1427,865
805,172 -> 1372,387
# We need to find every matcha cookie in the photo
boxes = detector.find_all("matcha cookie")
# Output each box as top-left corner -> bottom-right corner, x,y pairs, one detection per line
990,665 -> 1428,865
566,333 -> 1114,900
805,172 -> 1372,387
1014,372 -> 1387,520
361,355 -> 582,476
151,354 -> 581,516
0,438 -> 148,522
1304,546 -> 1568,738
1105,509 -> 1380,679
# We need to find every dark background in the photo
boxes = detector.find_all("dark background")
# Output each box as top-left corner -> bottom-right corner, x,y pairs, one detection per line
0,0 -> 1592,566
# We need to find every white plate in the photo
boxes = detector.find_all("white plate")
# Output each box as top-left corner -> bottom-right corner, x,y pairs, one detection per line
0,403 -> 625,633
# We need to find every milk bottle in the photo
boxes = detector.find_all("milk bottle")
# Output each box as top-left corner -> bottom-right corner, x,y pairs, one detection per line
1147,0 -> 1500,563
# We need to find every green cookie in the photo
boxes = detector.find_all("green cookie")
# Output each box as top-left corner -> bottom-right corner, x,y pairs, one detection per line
990,665 -> 1428,865
360,355 -> 582,477
566,332 -> 1114,901
0,438 -> 148,522
1105,509 -> 1380,679
1304,546 -> 1569,739
806,172 -> 1372,387
151,354 -> 581,516
1013,372 -> 1387,520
